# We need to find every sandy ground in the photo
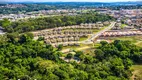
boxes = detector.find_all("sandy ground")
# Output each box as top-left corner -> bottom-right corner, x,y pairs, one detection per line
61,46 -> 90,53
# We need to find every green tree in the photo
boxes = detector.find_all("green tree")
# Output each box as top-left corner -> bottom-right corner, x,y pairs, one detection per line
66,53 -> 73,59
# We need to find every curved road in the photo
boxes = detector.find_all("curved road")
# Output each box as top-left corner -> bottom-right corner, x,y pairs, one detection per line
84,22 -> 116,44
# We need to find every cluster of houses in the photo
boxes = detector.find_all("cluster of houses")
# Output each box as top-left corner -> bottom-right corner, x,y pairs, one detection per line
0,9 -> 77,21
109,9 -> 142,19
99,9 -> 142,29
32,21 -> 110,46
100,30 -> 142,37
0,4 -> 25,8
0,6 -> 95,21
108,9 -> 142,28
125,18 -> 142,28
111,23 -> 122,30
111,22 -> 134,30
0,14 -> 41,21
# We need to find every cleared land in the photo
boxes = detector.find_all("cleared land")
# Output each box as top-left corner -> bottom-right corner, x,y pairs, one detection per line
131,65 -> 142,80
61,44 -> 93,53
101,36 -> 142,47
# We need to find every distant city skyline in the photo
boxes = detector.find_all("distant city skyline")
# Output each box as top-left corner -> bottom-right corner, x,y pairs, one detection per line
0,0 -> 140,2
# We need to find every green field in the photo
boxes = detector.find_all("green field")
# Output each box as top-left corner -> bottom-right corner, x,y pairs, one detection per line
135,41 -> 142,47
121,24 -> 127,28
131,65 -> 142,80
106,36 -> 142,47
79,37 -> 88,41
62,43 -> 93,50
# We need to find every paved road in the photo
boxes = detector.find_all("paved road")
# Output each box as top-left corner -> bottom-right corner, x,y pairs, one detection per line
83,22 -> 116,44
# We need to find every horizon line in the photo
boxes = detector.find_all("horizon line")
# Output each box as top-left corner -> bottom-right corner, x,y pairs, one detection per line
0,1 -> 142,3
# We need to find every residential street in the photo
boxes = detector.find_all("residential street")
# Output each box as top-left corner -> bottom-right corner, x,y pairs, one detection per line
84,22 -> 116,44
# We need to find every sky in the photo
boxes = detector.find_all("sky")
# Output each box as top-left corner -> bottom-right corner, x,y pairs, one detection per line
0,0 -> 139,2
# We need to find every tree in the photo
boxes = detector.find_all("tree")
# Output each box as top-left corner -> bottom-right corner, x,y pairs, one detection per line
95,49 -> 104,60
66,53 -> 73,59
19,34 -> 32,43
54,69 -> 69,79
100,41 -> 108,46
74,51 -> 83,57
46,73 -> 59,80
25,32 -> 34,39
3,13 -> 113,33
6,33 -> 19,43
57,44 -> 63,51
37,36 -> 44,41
0,32 -> 141,80
1,18 -> 11,28
120,51 -> 130,58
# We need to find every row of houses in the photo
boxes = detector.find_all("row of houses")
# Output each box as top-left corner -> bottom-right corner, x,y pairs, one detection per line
44,33 -> 88,39
112,22 -> 135,30
43,31 -> 90,45
63,30 -> 93,35
33,21 -> 110,37
45,36 -> 80,44
34,30 -> 92,38
100,30 -> 142,37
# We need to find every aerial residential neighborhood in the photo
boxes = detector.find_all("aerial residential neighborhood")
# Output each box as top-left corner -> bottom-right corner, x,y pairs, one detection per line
0,1 -> 142,80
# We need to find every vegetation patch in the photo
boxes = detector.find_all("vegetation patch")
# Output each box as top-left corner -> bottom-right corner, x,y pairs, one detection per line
131,65 -> 142,80
0,13 -> 113,33
0,33 -> 141,79
121,24 -> 127,28
105,36 -> 142,46
79,36 -> 88,41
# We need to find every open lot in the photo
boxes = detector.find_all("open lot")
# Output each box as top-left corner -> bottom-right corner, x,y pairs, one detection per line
62,43 -> 93,52
131,65 -> 142,80
99,36 -> 142,47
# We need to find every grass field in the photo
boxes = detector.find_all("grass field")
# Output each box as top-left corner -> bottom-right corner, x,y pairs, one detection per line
106,36 -> 142,47
121,24 -> 127,28
131,65 -> 142,80
61,42 -> 101,54
135,41 -> 142,47
79,37 -> 88,41
62,43 -> 93,50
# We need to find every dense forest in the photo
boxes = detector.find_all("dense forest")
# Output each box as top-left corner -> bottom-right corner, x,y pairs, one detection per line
0,33 -> 141,79
0,13 -> 113,33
